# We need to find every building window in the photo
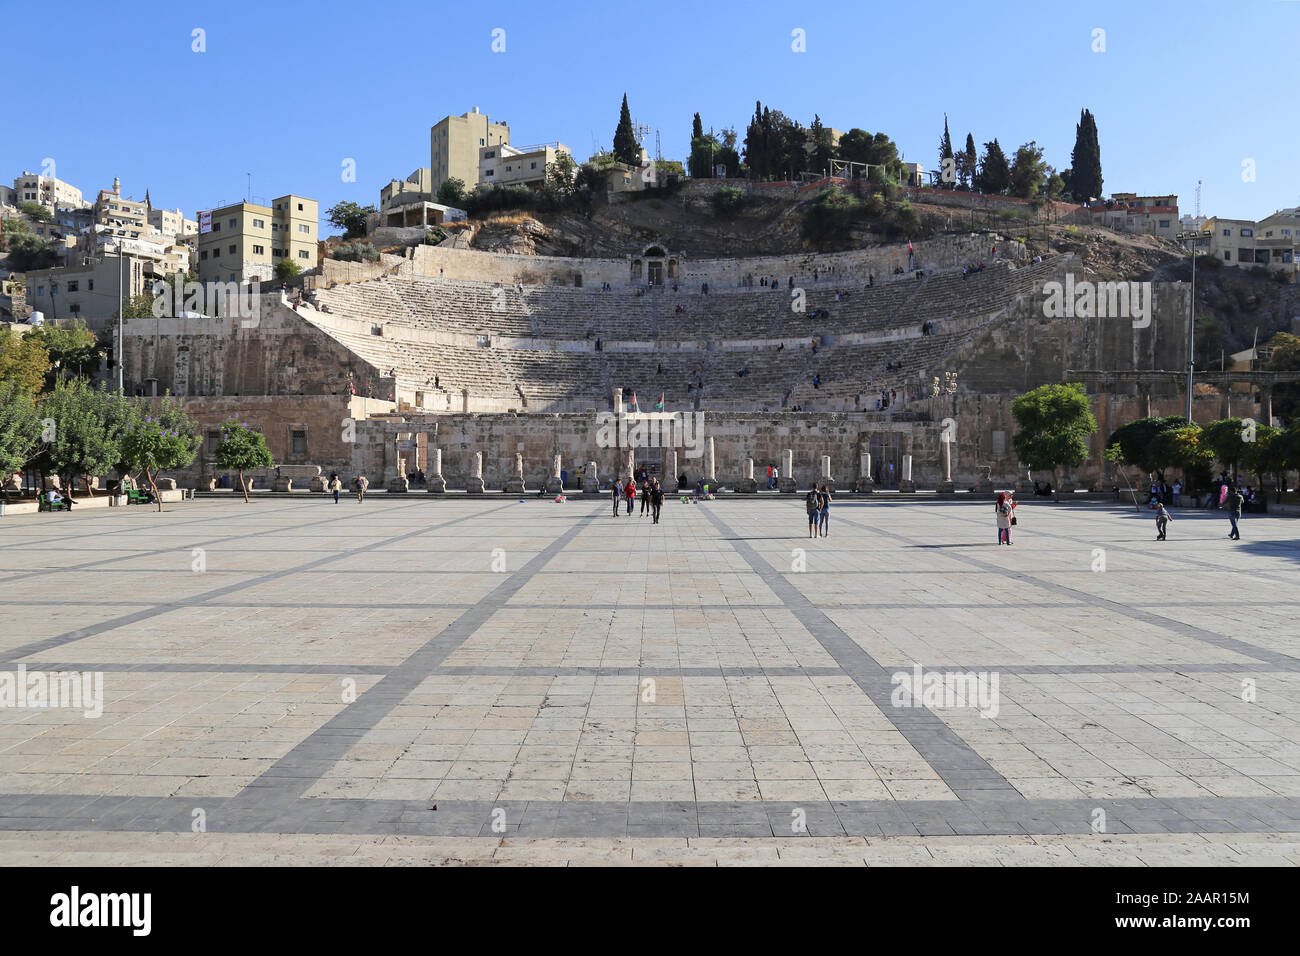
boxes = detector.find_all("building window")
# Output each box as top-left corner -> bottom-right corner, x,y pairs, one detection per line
991,430 -> 1007,457
297,203 -> 303,211
1158,220 -> 1170,228
298,224 -> 309,234
88,280 -> 94,290
531,162 -> 537,169
229,219 -> 237,228
1224,251 -> 1231,261
1222,228 -> 1230,236
290,429 -> 307,457
200,251 -> 208,260
67,281 -> 79,292
485,169 -> 494,177
253,218 -> 265,228
1241,228 -> 1253,237
212,222 -> 221,232
228,244 -> 236,254
484,151 -> 495,159
253,245 -> 264,255
206,430 -> 222,455
298,250 -> 310,259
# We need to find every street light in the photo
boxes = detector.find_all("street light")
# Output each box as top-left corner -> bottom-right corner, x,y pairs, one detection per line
1175,229 -> 1213,422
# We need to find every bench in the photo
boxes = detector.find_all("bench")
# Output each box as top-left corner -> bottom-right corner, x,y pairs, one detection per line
126,488 -> 153,505
39,498 -> 68,512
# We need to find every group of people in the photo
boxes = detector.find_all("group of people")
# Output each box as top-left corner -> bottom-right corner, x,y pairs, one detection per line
804,485 -> 833,537
324,473 -> 367,503
611,473 -> 665,524
995,492 -> 1017,544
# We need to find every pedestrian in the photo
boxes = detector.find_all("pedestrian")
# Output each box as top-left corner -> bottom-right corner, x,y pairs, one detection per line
995,492 -> 1014,545
651,479 -> 663,524
818,484 -> 832,537
805,486 -> 820,538
612,478 -> 623,517
1155,502 -> 1171,540
1172,479 -> 1182,508
640,478 -> 652,516
625,476 -> 636,514
354,474 -> 369,503
1226,487 -> 1244,539
329,473 -> 342,504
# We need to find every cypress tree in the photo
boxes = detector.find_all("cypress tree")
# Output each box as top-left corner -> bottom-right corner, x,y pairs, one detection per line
938,115 -> 954,188
976,139 -> 1011,195
692,112 -> 703,141
613,94 -> 639,166
1068,109 -> 1103,202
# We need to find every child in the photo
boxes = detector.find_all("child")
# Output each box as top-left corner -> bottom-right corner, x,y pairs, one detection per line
1155,502 -> 1171,540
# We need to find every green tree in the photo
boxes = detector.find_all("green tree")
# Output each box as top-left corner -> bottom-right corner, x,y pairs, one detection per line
1264,331 -> 1300,420
937,115 -> 954,188
1241,424 -> 1286,499
0,325 -> 51,393
1152,424 -> 1215,490
436,177 -> 466,207
955,133 -> 977,191
0,379 -> 43,484
119,394 -> 200,511
1008,141 -> 1048,199
215,418 -> 274,503
20,202 -> 53,222
1107,416 -> 1186,478
975,139 -> 1012,194
32,378 -> 129,496
334,241 -> 379,263
116,293 -> 156,320
809,114 -> 834,176
324,200 -> 374,239
802,187 -> 860,249
1011,383 -> 1098,496
1199,418 -> 1253,481
691,112 -> 703,143
712,186 -> 746,217
274,259 -> 302,282
613,93 -> 639,166
1068,108 -> 1103,202
5,232 -> 62,271
545,153 -> 578,198
27,320 -> 102,388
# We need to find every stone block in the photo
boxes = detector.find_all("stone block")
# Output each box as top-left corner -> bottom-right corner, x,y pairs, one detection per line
427,476 -> 447,493
465,477 -> 486,495
777,477 -> 796,494
388,477 -> 409,493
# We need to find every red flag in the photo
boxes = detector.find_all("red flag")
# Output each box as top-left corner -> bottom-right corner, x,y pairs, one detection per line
908,240 -> 913,252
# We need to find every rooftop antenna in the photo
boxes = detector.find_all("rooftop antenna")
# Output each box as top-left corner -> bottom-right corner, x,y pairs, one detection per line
655,129 -> 662,164
247,172 -> 252,202
1195,179 -> 1202,220
633,119 -> 651,146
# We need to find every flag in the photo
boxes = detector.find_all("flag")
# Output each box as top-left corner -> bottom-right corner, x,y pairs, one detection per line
908,240 -> 913,252
629,391 -> 639,412
655,394 -> 664,410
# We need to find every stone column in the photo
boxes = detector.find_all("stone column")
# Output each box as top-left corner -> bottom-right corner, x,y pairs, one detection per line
777,448 -> 796,493
739,456 -> 758,494
856,451 -> 874,493
625,446 -> 635,479
1260,384 -> 1274,427
820,455 -> 835,493
614,388 -> 624,414
427,447 -> 446,493
705,437 -> 717,485
938,434 -> 955,494
546,453 -> 563,494
505,451 -> 525,495
466,451 -> 485,494
667,449 -> 679,492
582,459 -> 599,495
899,454 -> 916,493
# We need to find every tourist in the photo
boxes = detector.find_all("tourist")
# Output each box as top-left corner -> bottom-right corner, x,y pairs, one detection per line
354,474 -> 369,503
805,486 -> 821,538
1226,487 -> 1244,540
612,478 -> 623,517
1155,502 -> 1172,540
818,484 -> 832,537
995,492 -> 1016,545
1172,479 -> 1182,508
770,465 -> 779,490
640,478 -> 652,516
651,479 -> 663,524
329,473 -> 342,504
624,476 -> 636,514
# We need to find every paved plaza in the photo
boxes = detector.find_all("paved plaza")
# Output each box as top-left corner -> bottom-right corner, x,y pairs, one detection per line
2,495 -> 1299,865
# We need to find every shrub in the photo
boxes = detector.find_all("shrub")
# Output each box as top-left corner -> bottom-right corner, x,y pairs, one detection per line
334,241 -> 380,263
712,186 -> 746,217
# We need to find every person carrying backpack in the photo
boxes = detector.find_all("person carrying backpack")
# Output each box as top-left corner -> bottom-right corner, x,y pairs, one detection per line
817,484 -> 832,537
354,474 -> 369,503
806,487 -> 821,538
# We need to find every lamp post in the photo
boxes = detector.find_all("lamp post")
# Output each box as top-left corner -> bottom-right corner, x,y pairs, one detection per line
1176,230 -> 1212,422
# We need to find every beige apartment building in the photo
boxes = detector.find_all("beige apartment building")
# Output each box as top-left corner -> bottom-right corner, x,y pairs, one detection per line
478,141 -> 570,189
196,195 -> 318,283
13,171 -> 87,210
93,179 -> 148,241
430,107 -> 510,195
1255,208 -> 1299,275
148,206 -> 197,239
1203,216 -> 1263,267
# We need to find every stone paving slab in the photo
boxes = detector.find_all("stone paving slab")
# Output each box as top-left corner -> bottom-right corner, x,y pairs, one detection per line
1,497 -> 1298,865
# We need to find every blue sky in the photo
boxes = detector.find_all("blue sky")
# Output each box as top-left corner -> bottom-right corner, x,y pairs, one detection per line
6,0 -> 1295,233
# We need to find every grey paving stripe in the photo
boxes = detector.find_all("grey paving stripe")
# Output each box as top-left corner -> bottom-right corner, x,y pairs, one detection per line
835,507 -> 1300,671
0,502 -> 519,663
0,792 -> 1297,839
696,506 -> 1018,795
5,661 -> 392,675
430,665 -> 846,677
243,506 -> 605,797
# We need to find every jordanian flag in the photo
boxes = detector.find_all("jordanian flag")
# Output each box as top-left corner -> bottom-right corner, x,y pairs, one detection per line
655,394 -> 664,410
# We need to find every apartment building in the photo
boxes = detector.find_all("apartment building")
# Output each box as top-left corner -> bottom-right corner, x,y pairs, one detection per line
478,141 -> 570,189
429,107 -> 510,195
1204,216 -> 1263,267
148,206 -> 197,239
196,194 -> 318,283
13,171 -> 87,210
1255,208 -> 1299,275
93,178 -> 148,241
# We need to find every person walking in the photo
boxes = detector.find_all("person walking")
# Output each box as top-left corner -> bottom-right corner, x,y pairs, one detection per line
329,473 -> 342,504
612,478 -> 623,517
817,484 -> 832,537
1172,479 -> 1182,508
651,479 -> 663,524
640,478 -> 652,516
354,474 -> 369,503
1227,487 -> 1244,540
1155,502 -> 1172,540
624,477 -> 636,515
995,492 -> 1014,545
805,486 -> 821,538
